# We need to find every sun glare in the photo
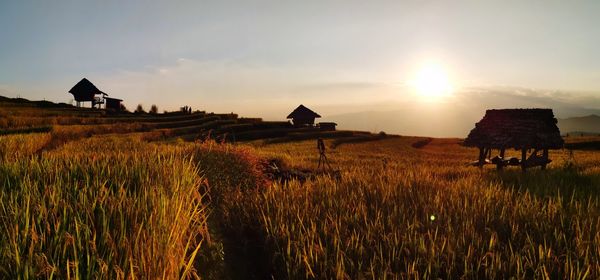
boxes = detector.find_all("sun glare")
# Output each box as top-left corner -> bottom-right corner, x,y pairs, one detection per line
411,62 -> 453,98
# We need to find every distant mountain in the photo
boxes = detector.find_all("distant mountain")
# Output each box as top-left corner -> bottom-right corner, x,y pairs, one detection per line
327,109 -> 600,138
557,115 -> 600,134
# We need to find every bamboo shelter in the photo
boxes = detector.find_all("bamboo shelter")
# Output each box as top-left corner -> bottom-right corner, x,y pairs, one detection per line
69,78 -> 107,108
464,109 -> 564,171
287,104 -> 321,126
68,78 -> 124,110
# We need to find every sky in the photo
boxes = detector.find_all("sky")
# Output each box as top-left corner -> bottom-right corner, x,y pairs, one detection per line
1,1 -> 599,135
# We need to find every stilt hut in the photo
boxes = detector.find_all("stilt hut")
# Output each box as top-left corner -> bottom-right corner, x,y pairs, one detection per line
69,78 -> 107,108
287,105 -> 321,126
464,109 -> 564,171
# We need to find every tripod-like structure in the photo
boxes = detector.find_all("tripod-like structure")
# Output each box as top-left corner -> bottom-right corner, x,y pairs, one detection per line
317,138 -> 332,170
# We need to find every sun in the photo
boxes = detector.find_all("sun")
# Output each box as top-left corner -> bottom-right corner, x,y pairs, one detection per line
411,62 -> 453,98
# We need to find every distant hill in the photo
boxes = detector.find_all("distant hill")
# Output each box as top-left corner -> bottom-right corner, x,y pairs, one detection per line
557,115 -> 600,135
327,110 -> 600,138
0,95 -> 74,108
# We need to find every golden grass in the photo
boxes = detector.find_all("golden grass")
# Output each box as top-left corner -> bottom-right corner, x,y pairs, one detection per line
1,105 -> 600,279
0,136 -> 210,279
0,132 -> 275,279
223,138 -> 600,279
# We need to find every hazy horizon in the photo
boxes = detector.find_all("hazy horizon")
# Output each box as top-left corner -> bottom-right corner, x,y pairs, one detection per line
2,1 -> 600,136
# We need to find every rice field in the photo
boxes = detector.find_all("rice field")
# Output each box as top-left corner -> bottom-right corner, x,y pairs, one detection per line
1,105 -> 599,279
0,132 -> 268,279
228,137 -> 600,279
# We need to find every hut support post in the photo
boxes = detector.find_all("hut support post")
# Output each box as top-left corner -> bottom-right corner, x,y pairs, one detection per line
478,147 -> 485,168
497,148 -> 506,170
542,149 -> 549,170
521,148 -> 527,172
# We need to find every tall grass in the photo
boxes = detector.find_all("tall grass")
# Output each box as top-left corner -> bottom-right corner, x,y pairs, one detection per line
0,133 -> 277,279
0,133 -> 52,160
2,103 -> 600,279
224,138 -> 600,279
0,137 -> 208,279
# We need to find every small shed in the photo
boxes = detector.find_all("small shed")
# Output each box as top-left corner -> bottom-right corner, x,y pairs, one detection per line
105,97 -> 123,111
69,78 -> 107,108
464,109 -> 564,171
318,122 -> 337,131
287,105 -> 321,126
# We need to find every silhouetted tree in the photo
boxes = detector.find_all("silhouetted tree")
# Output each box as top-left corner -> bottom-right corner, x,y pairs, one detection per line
180,105 -> 192,114
135,104 -> 145,114
150,104 -> 158,115
119,103 -> 128,112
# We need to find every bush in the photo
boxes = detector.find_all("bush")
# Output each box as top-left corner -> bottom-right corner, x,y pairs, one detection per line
411,137 -> 433,148
150,104 -> 158,115
134,104 -> 145,114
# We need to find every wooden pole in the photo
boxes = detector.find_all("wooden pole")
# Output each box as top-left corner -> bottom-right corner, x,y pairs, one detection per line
497,148 -> 506,170
478,147 -> 485,168
521,148 -> 527,172
542,149 -> 549,170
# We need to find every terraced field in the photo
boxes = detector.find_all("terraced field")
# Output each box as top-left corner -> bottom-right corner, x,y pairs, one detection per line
0,96 -> 381,146
1,96 -> 599,279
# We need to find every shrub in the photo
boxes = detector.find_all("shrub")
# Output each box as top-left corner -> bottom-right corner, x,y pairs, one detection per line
411,137 -> 433,148
150,104 -> 158,115
134,104 -> 145,114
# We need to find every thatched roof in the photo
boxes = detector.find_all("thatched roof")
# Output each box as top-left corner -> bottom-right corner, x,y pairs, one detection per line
287,105 -> 321,119
69,78 -> 106,101
464,109 -> 564,150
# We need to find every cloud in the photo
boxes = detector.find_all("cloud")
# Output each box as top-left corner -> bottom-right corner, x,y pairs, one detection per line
5,55 -> 599,129
294,82 -> 382,92
93,58 -> 405,119
95,60 -> 600,123
454,86 -> 600,117
324,86 -> 600,137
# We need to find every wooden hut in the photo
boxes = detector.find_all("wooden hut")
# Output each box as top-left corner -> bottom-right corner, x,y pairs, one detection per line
287,105 -> 321,126
105,97 -> 123,111
69,78 -> 107,108
464,109 -> 564,171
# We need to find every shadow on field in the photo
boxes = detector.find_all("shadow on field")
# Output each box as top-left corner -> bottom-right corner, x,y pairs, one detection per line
483,165 -> 600,199
263,158 -> 342,183
216,209 -> 279,280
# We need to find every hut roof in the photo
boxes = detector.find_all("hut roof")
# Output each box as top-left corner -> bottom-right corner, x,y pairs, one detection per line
287,104 -> 321,119
464,109 -> 564,149
105,97 -> 123,101
69,78 -> 106,101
